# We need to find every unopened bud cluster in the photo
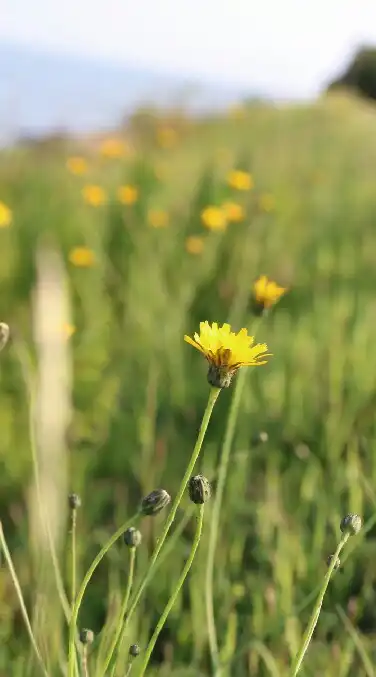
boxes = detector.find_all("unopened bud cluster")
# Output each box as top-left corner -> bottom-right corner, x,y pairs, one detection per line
68,493 -> 81,510
188,475 -> 211,504
123,527 -> 142,548
340,514 -> 362,536
129,643 -> 140,658
141,489 -> 171,516
79,628 -> 94,645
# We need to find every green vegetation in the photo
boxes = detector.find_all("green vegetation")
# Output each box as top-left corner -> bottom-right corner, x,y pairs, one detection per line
0,93 -> 376,676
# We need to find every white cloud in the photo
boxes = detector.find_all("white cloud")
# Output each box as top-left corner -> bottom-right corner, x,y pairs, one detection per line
2,0 -> 376,96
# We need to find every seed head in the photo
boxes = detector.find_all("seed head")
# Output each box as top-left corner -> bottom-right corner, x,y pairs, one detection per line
68,493 -> 81,510
340,514 -> 362,536
327,554 -> 341,570
141,489 -> 171,516
79,628 -> 94,645
188,475 -> 211,504
123,527 -> 142,548
0,323 -> 9,351
129,644 -> 140,658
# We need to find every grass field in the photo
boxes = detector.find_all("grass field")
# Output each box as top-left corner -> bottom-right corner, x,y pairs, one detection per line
1,92 -> 376,677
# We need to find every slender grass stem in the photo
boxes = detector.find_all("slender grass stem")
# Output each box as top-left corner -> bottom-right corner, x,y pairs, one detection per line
138,504 -> 205,677
113,386 -> 220,669
0,522 -> 49,677
291,533 -> 349,676
100,547 -> 136,676
67,512 -> 140,677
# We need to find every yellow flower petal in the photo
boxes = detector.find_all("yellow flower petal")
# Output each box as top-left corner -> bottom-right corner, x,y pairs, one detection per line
253,275 -> 287,309
0,201 -> 12,228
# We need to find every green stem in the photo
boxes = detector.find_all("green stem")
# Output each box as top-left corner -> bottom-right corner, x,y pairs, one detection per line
206,368 -> 247,676
206,319 -> 261,677
114,386 -> 220,669
291,533 -> 349,676
0,522 -> 49,677
138,504 -> 205,676
67,512 -> 140,677
71,509 -> 77,607
100,547 -> 136,676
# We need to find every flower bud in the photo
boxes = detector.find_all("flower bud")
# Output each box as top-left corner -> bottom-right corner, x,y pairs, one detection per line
79,628 -> 94,645
340,514 -> 362,536
68,493 -> 81,510
207,363 -> 234,389
188,475 -> 211,504
141,489 -> 171,516
0,323 -> 9,351
251,431 -> 269,446
123,527 -> 142,548
327,554 -> 341,570
129,643 -> 140,658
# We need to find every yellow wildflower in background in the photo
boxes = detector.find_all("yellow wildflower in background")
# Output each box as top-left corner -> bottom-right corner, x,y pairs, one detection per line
201,206 -> 227,231
117,185 -> 138,205
82,185 -> 107,207
227,170 -> 253,191
184,321 -> 270,388
0,202 -> 12,228
157,126 -> 177,149
148,209 -> 169,228
228,105 -> 246,120
100,138 -> 127,159
66,156 -> 88,175
63,323 -> 76,338
185,236 -> 205,255
258,193 -> 275,212
69,247 -> 96,268
253,275 -> 287,313
222,201 -> 244,222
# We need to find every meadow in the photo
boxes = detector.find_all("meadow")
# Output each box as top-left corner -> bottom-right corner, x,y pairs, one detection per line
1,92 -> 376,677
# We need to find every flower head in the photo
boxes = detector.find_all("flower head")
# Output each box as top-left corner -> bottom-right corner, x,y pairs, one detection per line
82,185 -> 107,207
66,157 -> 88,176
201,206 -> 227,231
100,137 -> 127,158
185,236 -> 205,255
148,209 -> 169,228
117,185 -> 138,205
184,322 -> 270,388
227,170 -> 253,191
222,201 -> 245,222
253,275 -> 287,314
69,247 -> 95,268
0,201 -> 12,228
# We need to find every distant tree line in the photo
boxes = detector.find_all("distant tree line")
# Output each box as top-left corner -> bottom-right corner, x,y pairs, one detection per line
327,46 -> 376,101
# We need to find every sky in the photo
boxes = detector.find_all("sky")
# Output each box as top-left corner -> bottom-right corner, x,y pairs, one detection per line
1,0 -> 376,97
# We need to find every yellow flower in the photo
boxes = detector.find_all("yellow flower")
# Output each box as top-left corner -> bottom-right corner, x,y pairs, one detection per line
69,247 -> 96,268
66,156 -> 88,175
117,185 -> 138,205
184,321 -> 270,388
0,201 -> 12,228
100,137 -> 127,159
227,170 -> 253,191
201,206 -> 227,231
258,193 -> 275,212
148,209 -> 169,228
157,126 -> 177,148
82,185 -> 107,207
63,323 -> 76,338
222,201 -> 245,222
185,236 -> 205,255
253,275 -> 287,312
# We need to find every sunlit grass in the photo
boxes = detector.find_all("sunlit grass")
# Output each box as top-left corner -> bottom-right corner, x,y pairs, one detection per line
0,95 -> 376,676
